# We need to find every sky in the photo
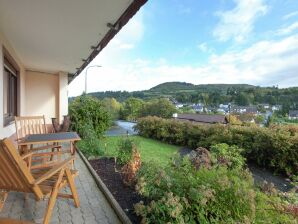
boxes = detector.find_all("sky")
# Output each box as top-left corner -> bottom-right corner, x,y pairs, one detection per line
69,0 -> 298,97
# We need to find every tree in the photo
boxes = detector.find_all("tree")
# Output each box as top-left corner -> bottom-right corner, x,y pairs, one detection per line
140,98 -> 177,118
235,93 -> 250,106
69,94 -> 111,138
121,97 -> 144,121
102,97 -> 121,120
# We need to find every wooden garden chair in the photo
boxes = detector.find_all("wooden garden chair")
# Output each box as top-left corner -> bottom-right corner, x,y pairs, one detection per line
0,138 -> 80,224
15,116 -> 60,152
15,116 -> 63,164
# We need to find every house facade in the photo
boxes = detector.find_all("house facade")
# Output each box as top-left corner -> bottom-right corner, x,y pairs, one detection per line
288,110 -> 298,119
0,0 -> 147,139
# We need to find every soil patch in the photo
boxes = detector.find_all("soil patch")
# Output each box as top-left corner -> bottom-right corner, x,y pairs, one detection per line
89,157 -> 144,224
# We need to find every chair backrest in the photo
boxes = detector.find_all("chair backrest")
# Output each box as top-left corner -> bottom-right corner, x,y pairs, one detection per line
0,139 -> 43,199
15,116 -> 47,142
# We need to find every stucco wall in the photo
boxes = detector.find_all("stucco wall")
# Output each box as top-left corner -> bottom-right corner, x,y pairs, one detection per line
0,30 -> 69,138
0,30 -> 26,138
25,71 -> 59,124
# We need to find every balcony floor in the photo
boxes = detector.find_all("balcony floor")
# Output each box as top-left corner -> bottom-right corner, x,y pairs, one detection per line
0,148 -> 121,224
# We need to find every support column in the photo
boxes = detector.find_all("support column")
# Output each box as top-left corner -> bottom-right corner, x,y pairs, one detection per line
58,72 -> 68,123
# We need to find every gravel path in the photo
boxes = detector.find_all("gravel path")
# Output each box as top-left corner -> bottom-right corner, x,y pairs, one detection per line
179,148 -> 294,192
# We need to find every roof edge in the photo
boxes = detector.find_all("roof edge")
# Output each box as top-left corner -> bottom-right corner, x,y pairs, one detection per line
68,0 -> 148,83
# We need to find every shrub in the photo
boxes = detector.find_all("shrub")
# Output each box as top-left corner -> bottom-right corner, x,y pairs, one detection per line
116,137 -> 142,186
75,122 -> 103,158
135,116 -> 298,177
210,143 -> 246,170
134,156 -> 297,223
69,94 -> 111,138
116,137 -> 136,165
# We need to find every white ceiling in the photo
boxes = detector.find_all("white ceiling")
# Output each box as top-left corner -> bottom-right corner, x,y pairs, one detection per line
0,0 -> 134,74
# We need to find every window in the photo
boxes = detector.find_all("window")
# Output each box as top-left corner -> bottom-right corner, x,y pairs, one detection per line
3,56 -> 18,126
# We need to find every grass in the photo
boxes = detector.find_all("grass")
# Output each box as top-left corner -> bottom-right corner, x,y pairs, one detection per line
99,135 -> 180,165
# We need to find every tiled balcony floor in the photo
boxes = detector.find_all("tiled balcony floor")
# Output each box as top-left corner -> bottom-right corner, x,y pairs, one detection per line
0,148 -> 121,224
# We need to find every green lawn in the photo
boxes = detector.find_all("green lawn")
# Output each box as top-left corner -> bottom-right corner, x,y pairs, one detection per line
99,135 -> 179,165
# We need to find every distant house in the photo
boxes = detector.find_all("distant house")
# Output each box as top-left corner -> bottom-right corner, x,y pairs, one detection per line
232,106 -> 258,115
288,110 -> 298,119
272,105 -> 282,111
259,104 -> 270,110
174,114 -> 228,125
192,104 -> 204,112
175,103 -> 184,109
217,104 -> 230,114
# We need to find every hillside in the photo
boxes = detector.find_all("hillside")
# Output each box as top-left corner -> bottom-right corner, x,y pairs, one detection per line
80,82 -> 297,115
149,82 -> 256,94
149,82 -> 196,92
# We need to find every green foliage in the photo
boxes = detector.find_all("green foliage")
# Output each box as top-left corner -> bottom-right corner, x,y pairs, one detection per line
116,137 -> 137,165
135,116 -> 298,177
75,83 -> 298,114
210,143 -> 246,170
140,98 -> 177,118
135,156 -> 297,223
99,136 -> 178,165
75,123 -> 103,158
120,97 -> 144,121
101,97 -> 121,120
69,94 -> 111,138
255,114 -> 265,124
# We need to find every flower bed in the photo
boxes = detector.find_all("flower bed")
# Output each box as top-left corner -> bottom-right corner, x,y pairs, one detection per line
89,158 -> 145,224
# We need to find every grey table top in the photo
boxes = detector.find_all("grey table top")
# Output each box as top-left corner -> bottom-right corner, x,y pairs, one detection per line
19,132 -> 80,145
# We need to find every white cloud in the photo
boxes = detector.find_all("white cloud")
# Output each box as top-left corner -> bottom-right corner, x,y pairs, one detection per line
69,33 -> 298,96
276,22 -> 298,36
119,43 -> 135,49
197,42 -> 214,54
283,11 -> 298,20
213,0 -> 268,42
197,43 -> 208,52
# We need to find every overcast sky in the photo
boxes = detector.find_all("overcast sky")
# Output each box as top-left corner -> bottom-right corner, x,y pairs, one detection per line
69,0 -> 298,97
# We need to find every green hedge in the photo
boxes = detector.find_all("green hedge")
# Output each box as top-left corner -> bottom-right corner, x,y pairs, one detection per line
135,116 -> 298,178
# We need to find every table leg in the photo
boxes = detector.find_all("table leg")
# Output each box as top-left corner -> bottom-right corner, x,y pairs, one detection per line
70,141 -> 75,168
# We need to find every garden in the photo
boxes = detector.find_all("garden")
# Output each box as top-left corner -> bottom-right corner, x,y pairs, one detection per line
69,95 -> 298,223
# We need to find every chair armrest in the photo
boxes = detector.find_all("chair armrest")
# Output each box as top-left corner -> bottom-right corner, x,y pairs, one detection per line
33,156 -> 75,185
21,151 -> 34,160
29,144 -> 62,152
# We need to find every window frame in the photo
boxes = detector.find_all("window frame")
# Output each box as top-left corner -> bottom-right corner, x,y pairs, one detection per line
3,47 -> 20,127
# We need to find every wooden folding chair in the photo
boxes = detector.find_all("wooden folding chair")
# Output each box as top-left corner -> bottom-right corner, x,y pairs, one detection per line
0,138 -> 80,224
15,116 -> 63,164
15,116 -> 59,152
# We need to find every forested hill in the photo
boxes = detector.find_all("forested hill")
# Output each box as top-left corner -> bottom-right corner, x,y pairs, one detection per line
150,82 -> 256,94
78,82 -> 298,114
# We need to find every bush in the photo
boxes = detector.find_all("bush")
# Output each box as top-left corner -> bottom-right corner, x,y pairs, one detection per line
69,94 -> 111,138
210,143 -> 246,170
75,123 -> 103,158
135,116 -> 298,177
116,137 -> 136,165
134,156 -> 297,223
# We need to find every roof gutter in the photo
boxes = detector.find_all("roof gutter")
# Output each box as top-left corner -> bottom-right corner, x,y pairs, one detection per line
68,0 -> 148,83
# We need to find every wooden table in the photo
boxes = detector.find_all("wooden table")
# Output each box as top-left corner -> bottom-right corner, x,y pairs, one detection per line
18,132 -> 81,155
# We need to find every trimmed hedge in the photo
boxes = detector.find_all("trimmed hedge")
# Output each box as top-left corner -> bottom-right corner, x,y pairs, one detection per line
135,116 -> 298,178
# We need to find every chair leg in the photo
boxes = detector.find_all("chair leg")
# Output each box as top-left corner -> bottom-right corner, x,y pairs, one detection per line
65,168 -> 80,208
43,169 -> 64,224
0,191 -> 8,212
